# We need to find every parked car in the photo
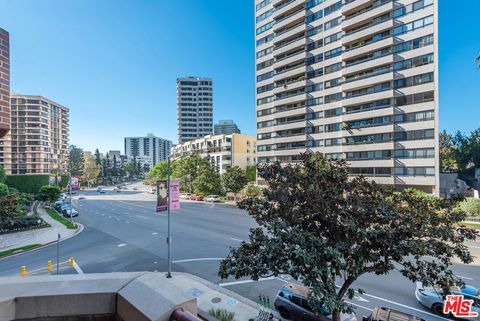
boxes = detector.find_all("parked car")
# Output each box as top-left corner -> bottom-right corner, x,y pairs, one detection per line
180,193 -> 192,200
190,195 -> 204,201
205,195 -> 220,202
96,186 -> 103,192
99,189 -> 106,193
363,307 -> 425,321
274,283 -> 357,321
415,282 -> 480,319
61,207 -> 79,218
54,200 -> 69,211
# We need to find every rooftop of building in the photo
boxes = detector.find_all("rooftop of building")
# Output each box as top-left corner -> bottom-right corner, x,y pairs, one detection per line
10,93 -> 69,111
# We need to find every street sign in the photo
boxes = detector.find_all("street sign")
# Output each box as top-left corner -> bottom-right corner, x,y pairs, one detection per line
170,179 -> 180,210
49,176 -> 55,186
156,179 -> 180,212
71,176 -> 79,189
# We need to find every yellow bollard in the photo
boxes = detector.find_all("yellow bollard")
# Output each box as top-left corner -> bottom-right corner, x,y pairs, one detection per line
69,257 -> 74,268
47,260 -> 52,271
21,265 -> 26,276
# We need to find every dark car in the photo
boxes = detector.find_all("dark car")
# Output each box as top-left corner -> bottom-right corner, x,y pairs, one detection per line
274,283 -> 356,321
363,307 -> 426,321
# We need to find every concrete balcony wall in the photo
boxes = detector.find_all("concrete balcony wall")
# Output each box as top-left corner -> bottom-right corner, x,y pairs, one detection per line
342,1 -> 393,30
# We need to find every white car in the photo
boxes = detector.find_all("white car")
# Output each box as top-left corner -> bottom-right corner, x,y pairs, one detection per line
205,195 -> 220,202
180,193 -> 192,199
415,282 -> 480,319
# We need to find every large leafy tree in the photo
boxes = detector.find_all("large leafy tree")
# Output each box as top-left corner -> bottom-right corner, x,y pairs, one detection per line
0,195 -> 19,227
124,160 -> 138,177
476,54 -> 480,69
146,160 -> 169,186
172,156 -> 211,193
455,129 -> 480,170
0,182 -> 9,196
82,154 -> 101,185
38,185 -> 61,203
219,153 -> 478,321
222,166 -> 248,201
193,162 -> 222,196
439,130 -> 458,172
245,165 -> 256,182
68,145 -> 84,177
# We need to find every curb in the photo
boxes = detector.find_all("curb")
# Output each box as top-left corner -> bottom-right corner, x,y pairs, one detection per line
0,223 -> 85,261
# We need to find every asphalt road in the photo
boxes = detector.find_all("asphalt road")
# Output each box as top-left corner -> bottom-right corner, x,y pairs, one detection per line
0,183 -> 478,321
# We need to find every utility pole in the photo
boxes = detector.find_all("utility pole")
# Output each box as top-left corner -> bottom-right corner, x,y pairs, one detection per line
56,233 -> 60,275
167,156 -> 172,278
68,160 -> 73,223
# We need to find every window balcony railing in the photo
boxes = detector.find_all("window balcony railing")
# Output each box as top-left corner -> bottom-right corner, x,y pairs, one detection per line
345,0 -> 391,21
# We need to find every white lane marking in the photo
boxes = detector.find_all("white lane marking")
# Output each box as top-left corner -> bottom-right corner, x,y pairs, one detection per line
116,218 -> 121,221
73,261 -> 84,274
456,274 -> 474,280
229,237 -> 243,242
125,221 -> 130,224
468,245 -> 480,249
117,243 -> 127,248
362,292 -> 451,320
355,296 -> 369,302
108,216 -> 112,218
152,232 -> 158,235
172,258 -> 224,264
346,301 -> 373,312
154,261 -> 158,264
219,277 -> 277,287
135,215 -> 150,219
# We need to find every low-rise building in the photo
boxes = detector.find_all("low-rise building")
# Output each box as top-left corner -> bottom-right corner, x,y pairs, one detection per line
171,133 -> 256,174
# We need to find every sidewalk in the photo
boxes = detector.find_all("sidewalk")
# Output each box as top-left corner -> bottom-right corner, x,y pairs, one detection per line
0,206 -> 82,252
171,272 -> 274,321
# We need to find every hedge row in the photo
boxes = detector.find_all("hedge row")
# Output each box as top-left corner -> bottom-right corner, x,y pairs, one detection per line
6,174 -> 69,194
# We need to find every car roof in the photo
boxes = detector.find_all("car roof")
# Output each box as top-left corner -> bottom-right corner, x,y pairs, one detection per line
281,283 -> 310,298
372,307 -> 425,321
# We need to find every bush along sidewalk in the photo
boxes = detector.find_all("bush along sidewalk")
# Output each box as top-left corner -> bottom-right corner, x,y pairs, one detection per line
45,208 -> 77,230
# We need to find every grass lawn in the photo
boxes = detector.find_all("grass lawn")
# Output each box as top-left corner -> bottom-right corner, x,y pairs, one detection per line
45,208 -> 77,229
0,244 -> 41,257
460,221 -> 480,228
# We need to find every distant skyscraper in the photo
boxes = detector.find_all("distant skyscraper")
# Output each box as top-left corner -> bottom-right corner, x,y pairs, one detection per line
214,120 -> 241,135
177,77 -> 213,143
255,0 -> 439,194
2,94 -> 69,174
124,134 -> 172,166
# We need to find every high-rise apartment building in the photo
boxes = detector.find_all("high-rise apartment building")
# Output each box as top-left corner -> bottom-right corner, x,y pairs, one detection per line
0,28 -> 9,139
177,77 -> 213,144
124,134 -> 172,166
255,0 -> 438,194
0,28 -> 10,171
1,94 -> 70,174
214,120 -> 241,135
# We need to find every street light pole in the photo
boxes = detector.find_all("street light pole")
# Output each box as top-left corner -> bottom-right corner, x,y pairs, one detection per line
68,160 -> 73,224
167,156 -> 172,278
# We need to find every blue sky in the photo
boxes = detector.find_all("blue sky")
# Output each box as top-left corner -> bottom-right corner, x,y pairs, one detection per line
0,0 -> 479,152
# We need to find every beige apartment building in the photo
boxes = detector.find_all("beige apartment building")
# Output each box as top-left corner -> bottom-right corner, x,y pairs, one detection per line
255,0 -> 439,194
0,94 -> 69,174
171,133 -> 256,175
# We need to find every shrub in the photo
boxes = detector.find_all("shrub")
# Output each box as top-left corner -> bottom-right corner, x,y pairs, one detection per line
243,184 -> 262,198
6,174 -> 69,194
460,197 -> 480,217
0,182 -> 9,196
38,185 -> 62,203
208,308 -> 235,321
0,215 -> 44,232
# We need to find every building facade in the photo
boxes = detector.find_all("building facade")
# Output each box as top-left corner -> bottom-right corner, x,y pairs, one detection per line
0,94 -> 69,174
124,134 -> 172,166
255,0 -> 439,194
171,133 -> 256,175
214,120 -> 241,135
177,77 -> 213,144
0,28 -> 9,139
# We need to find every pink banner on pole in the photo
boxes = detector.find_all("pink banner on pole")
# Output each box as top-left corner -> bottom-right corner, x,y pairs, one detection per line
71,176 -> 79,189
49,176 -> 55,186
57,176 -> 62,185
169,180 -> 180,210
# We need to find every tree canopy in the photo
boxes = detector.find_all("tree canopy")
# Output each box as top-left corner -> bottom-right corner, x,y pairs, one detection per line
219,153 -> 478,321
69,145 -> 84,176
0,165 -> 6,183
222,166 -> 248,195
439,130 -> 458,172
459,197 -> 480,217
193,162 -> 222,196
38,185 -> 61,203
146,160 -> 169,186
82,154 -> 101,183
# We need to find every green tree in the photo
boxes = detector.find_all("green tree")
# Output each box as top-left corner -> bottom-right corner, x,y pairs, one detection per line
459,197 -> 480,217
0,195 -> 19,227
94,148 -> 101,166
146,160 -> 169,186
193,162 -> 222,196
38,185 -> 61,203
0,165 -> 6,183
82,154 -> 101,186
172,156 -> 211,193
124,160 -> 138,177
243,184 -> 262,198
454,129 -> 480,171
476,53 -> 480,69
439,130 -> 458,172
219,153 -> 478,321
222,166 -> 248,201
0,182 -> 9,196
245,165 -> 256,182
68,145 -> 84,177
112,154 -> 118,178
